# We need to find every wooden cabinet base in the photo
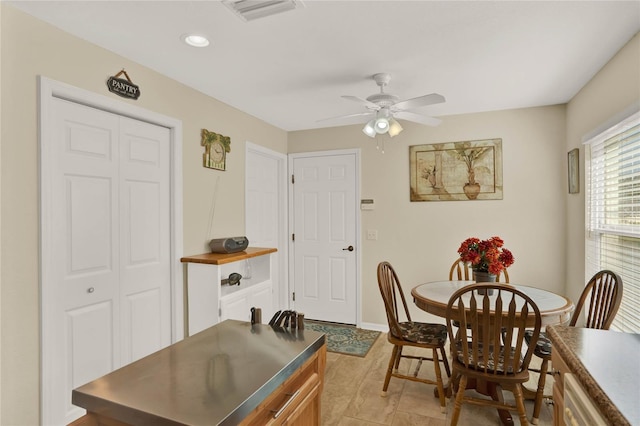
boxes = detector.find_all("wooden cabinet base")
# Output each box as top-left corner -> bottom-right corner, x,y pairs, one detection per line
68,413 -> 127,426
551,346 -> 569,426
242,344 -> 326,425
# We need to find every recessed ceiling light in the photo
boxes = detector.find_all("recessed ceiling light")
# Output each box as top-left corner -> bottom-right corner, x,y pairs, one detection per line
182,34 -> 210,48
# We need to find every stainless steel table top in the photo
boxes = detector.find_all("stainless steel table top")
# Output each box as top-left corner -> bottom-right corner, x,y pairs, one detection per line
72,320 -> 325,425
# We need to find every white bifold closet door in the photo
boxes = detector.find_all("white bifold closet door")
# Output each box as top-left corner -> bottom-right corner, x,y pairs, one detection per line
43,97 -> 171,425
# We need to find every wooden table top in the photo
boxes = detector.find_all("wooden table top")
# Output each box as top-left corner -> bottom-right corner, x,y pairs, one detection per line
411,280 -> 574,326
181,247 -> 277,265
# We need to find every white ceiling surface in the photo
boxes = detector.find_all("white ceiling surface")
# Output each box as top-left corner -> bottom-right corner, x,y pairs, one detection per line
9,1 -> 640,132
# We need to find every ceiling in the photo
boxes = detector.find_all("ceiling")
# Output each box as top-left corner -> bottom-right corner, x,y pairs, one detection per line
9,1 -> 640,132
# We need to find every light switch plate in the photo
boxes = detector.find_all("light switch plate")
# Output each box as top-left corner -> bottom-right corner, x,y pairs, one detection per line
361,199 -> 374,210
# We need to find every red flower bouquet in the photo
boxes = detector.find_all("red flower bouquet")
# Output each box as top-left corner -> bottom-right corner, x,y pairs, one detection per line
458,236 -> 514,275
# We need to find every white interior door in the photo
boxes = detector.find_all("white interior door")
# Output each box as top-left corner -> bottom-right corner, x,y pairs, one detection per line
245,142 -> 287,317
43,97 -> 171,425
118,117 -> 172,363
48,99 -> 122,425
290,151 -> 359,325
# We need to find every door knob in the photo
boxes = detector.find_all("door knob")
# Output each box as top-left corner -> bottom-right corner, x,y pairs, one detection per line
342,246 -> 354,252
87,287 -> 95,293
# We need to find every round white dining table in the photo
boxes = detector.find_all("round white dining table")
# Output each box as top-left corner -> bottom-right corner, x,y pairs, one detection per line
411,280 -> 574,426
411,281 -> 574,328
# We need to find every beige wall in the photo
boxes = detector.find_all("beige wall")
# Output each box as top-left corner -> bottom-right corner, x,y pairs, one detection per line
564,32 -> 640,304
288,31 -> 639,329
0,5 -> 287,424
289,105 -> 568,326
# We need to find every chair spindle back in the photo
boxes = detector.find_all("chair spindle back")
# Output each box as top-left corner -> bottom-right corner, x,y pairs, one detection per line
377,261 -> 412,339
570,270 -> 623,330
447,284 -> 541,378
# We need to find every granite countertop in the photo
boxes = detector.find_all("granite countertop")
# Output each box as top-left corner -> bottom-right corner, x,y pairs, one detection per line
546,325 -> 640,426
72,320 -> 325,425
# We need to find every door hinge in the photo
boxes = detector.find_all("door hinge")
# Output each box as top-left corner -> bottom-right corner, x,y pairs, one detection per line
218,307 -> 222,317
292,233 -> 295,241
291,174 -> 295,184
292,292 -> 295,301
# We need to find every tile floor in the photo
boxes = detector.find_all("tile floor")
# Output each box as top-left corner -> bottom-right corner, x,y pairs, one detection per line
321,332 -> 553,425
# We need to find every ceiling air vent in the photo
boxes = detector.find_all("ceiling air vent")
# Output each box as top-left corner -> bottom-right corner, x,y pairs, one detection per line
222,0 -> 304,22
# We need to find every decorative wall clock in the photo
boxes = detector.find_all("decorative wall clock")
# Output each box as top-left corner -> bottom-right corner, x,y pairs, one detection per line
201,129 -> 231,171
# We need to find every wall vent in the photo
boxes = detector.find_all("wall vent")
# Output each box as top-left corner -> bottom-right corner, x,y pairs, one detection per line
222,0 -> 305,22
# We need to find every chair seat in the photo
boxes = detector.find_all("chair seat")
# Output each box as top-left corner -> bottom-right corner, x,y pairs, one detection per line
455,342 -> 522,374
524,329 -> 552,357
398,321 -> 447,345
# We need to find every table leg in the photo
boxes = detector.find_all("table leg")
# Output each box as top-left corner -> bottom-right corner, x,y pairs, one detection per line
522,383 -> 538,400
489,383 -> 514,426
444,379 -> 513,426
434,371 -> 458,399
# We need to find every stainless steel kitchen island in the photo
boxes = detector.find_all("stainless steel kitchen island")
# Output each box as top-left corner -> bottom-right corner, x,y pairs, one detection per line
71,320 -> 326,426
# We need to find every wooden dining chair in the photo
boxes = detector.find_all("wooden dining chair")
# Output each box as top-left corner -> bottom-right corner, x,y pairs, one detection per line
448,259 -> 509,339
377,261 -> 451,412
526,270 -> 623,424
445,283 -> 541,426
448,259 -> 509,283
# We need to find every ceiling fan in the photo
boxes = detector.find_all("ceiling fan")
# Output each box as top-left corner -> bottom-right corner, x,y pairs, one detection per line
320,73 -> 445,138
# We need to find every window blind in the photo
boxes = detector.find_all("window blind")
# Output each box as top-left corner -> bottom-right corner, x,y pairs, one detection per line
585,111 -> 640,333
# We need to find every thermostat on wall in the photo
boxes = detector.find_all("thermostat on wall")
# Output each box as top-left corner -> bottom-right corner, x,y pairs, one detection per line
360,199 -> 374,210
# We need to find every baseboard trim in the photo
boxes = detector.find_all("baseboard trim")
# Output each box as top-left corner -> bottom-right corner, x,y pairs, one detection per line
359,322 -> 388,332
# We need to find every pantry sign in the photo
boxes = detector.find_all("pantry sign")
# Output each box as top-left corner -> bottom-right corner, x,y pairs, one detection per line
106,69 -> 141,100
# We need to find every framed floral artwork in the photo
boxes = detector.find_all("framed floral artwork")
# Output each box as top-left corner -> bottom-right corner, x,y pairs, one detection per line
409,138 -> 503,201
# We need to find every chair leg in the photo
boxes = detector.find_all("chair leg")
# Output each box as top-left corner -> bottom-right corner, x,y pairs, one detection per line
513,383 -> 529,426
381,345 -> 400,396
394,346 -> 403,371
440,346 -> 451,377
432,348 -> 446,413
532,356 -> 550,425
450,374 -> 467,426
450,370 -> 461,393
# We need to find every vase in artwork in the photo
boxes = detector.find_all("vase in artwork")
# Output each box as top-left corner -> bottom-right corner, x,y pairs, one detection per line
473,270 -> 496,295
463,182 -> 481,200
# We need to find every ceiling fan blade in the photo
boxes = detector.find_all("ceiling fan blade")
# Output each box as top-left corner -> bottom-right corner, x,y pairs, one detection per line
395,111 -> 442,127
393,93 -> 445,111
316,111 -> 375,123
341,95 -> 380,110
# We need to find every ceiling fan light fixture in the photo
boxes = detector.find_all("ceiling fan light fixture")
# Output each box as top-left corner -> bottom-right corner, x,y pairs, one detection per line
388,118 -> 403,137
374,117 -> 389,133
374,108 -> 391,134
362,120 -> 376,138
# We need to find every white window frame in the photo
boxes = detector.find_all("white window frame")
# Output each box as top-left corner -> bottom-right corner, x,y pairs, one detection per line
584,106 -> 640,333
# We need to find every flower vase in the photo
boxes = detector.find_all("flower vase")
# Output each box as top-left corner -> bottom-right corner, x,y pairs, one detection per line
473,270 -> 496,295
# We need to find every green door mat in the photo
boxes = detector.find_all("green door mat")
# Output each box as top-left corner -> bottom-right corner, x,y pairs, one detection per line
305,320 -> 381,357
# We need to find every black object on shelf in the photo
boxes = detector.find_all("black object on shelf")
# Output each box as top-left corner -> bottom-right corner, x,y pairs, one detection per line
221,272 -> 242,286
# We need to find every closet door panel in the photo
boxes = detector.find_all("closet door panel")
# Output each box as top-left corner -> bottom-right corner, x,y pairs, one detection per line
48,98 -> 121,424
119,117 -> 172,364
